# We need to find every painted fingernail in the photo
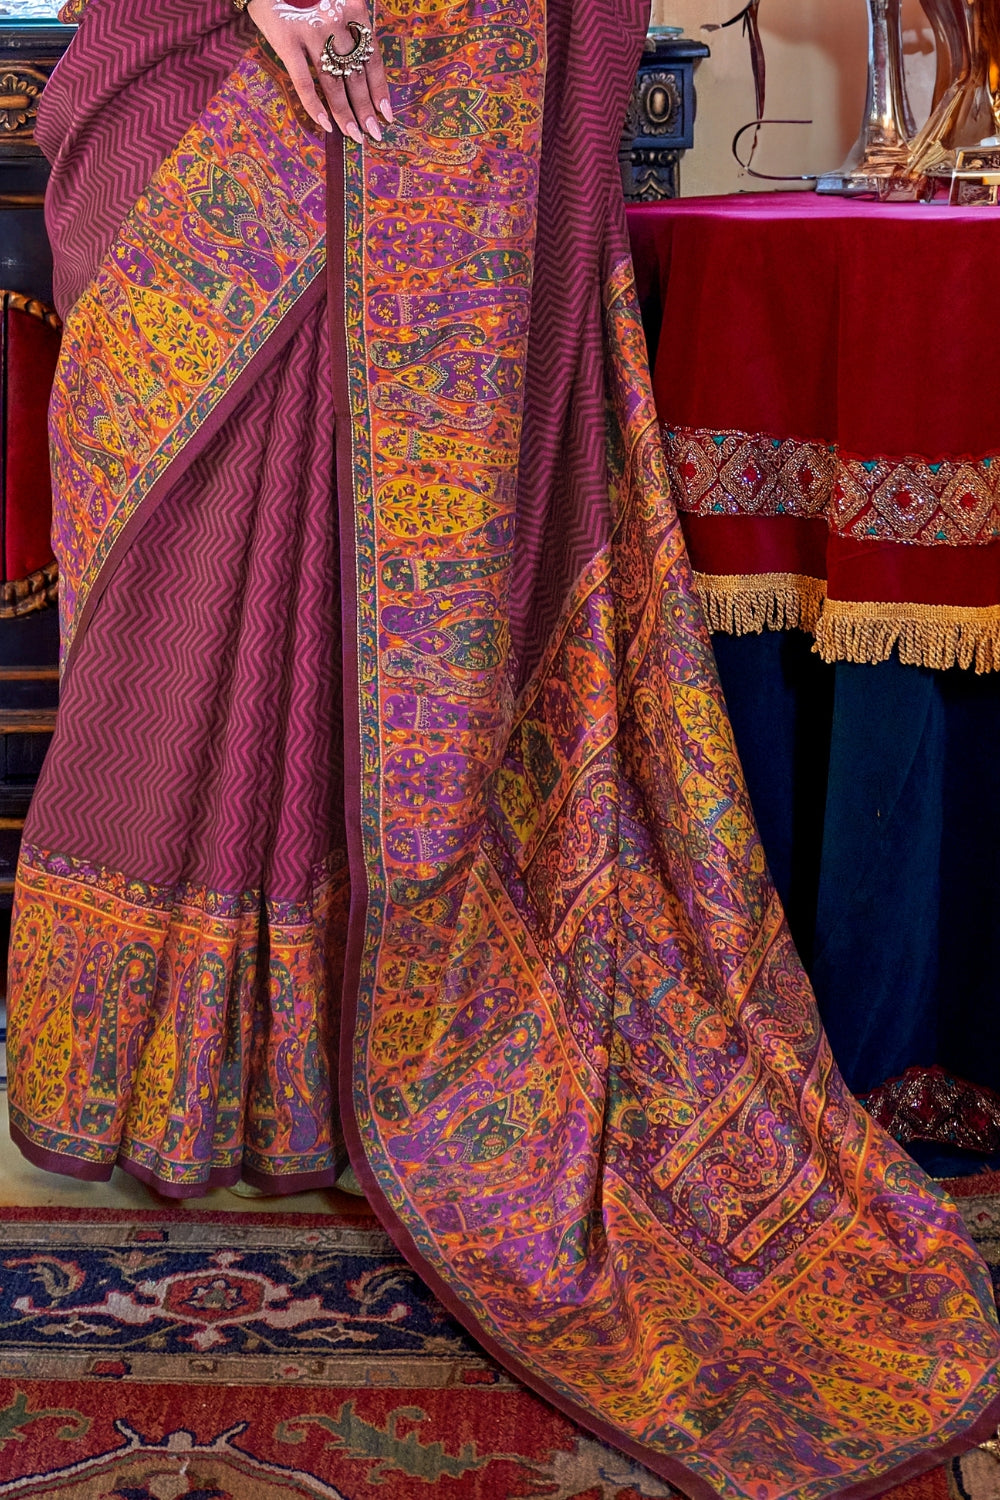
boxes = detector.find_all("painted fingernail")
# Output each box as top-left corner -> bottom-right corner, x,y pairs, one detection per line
344,119 -> 363,144
378,97 -> 393,123
318,110 -> 333,133
365,116 -> 382,141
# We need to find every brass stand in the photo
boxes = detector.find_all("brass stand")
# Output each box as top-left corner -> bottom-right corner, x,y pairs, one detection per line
816,0 -> 918,195
909,0 -> 1000,177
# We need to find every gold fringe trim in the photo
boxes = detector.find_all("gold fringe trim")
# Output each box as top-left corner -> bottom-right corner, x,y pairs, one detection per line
813,598 -> 1000,674
693,574 -> 1000,672
693,572 -> 826,636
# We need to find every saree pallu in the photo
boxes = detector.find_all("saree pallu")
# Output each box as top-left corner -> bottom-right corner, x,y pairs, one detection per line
7,1 -> 1000,1496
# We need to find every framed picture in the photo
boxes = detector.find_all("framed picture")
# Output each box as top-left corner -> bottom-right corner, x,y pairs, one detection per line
949,146 -> 1000,206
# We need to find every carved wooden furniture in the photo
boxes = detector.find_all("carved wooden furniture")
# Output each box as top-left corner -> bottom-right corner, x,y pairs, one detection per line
0,18 -> 73,904
621,34 -> 710,202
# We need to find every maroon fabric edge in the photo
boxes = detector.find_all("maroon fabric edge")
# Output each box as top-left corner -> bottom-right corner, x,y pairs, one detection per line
944,1170 -> 1000,1198
10,1119 -> 344,1202
119,1155 -> 241,1197
61,272 -> 326,689
0,1203 -> 376,1224
326,107 -> 1000,1500
239,1162 -> 342,1196
833,1393 -> 1000,1500
11,1121 -> 113,1182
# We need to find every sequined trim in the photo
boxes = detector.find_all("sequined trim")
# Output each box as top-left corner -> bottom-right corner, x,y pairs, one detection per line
664,425 -> 1000,546
863,1066 -> 1000,1156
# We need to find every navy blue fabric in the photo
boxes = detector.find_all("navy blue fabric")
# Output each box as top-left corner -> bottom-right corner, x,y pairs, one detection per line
810,661 -> 942,1095
938,670 -> 1000,1090
711,631 -> 834,969
711,634 -> 1000,1106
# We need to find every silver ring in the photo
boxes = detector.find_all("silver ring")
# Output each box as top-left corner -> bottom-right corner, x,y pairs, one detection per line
320,22 -> 375,79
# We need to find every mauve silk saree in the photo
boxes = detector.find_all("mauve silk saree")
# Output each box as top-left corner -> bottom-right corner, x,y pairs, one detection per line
6,1 -> 1000,1495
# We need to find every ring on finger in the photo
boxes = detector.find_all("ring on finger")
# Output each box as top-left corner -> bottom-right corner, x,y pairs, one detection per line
320,21 -> 375,79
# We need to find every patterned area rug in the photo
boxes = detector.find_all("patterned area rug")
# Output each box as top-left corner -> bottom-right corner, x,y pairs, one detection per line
0,1184 -> 996,1499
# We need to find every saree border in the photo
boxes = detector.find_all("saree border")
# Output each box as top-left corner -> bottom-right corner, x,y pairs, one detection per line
8,841 -> 349,1197
328,110 -> 1000,1500
64,279 -> 325,685
327,170 -> 733,1483
49,45 -> 328,679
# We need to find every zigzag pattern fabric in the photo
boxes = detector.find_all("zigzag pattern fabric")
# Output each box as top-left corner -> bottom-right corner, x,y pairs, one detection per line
9,299 -> 348,1194
42,0 -> 251,317
5,0 -> 1000,1496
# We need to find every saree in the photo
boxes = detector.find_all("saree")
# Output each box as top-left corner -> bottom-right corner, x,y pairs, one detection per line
6,0 -> 1000,1495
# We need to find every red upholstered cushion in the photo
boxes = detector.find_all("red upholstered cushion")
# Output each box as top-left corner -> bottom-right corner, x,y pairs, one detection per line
2,295 -> 61,583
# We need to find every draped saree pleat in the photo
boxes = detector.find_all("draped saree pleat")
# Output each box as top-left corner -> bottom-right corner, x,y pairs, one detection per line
10,301 -> 347,1193
6,0 -> 1000,1497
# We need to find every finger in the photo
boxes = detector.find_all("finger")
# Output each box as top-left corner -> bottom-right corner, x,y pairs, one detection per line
282,49 -> 335,134
317,69 -> 364,143
315,22 -> 373,142
362,34 -> 391,122
345,66 -> 382,141
251,23 -> 334,134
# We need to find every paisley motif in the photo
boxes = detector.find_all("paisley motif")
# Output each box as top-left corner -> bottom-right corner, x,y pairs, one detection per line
8,845 -> 348,1192
338,0 -> 1000,1491
48,45 -> 326,661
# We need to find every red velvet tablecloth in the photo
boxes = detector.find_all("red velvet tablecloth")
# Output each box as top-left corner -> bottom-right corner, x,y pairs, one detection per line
627,194 -> 1000,669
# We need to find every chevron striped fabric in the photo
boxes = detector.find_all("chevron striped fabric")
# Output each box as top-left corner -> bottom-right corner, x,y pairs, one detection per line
4,1 -> 1000,1498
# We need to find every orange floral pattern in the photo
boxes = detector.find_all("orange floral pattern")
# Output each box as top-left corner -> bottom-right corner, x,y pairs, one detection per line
339,0 -> 1000,1492
47,43 -> 326,661
8,845 -> 348,1191
12,0 -> 1000,1492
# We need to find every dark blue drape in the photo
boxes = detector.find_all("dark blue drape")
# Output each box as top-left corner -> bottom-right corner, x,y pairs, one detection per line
712,632 -> 1000,1171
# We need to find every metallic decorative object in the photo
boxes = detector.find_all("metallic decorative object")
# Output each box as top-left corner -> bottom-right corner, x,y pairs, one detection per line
816,0 -> 918,195
910,0 -> 1000,177
620,33 -> 709,201
925,0 -> 968,109
320,21 -> 375,79
948,143 -> 1000,202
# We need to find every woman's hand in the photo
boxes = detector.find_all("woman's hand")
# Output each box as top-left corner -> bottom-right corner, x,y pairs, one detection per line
246,0 -> 391,143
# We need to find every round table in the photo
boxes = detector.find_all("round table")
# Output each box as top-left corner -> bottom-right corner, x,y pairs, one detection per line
628,194 -> 1000,1172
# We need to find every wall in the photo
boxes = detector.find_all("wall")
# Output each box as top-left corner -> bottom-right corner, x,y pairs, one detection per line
647,0 -> 939,195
